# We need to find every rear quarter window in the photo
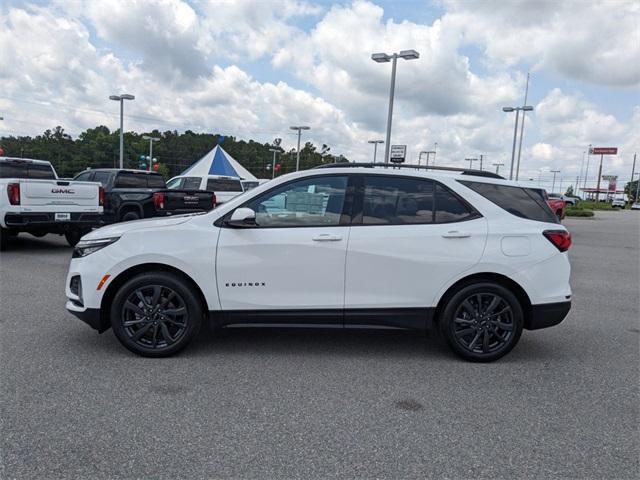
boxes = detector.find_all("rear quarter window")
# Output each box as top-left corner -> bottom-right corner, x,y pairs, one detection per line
459,180 -> 558,224
206,178 -> 243,192
147,175 -> 166,188
0,162 -> 56,179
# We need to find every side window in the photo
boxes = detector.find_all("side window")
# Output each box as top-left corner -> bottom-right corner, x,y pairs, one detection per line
74,172 -> 93,182
92,172 -> 110,186
166,178 -> 183,189
434,183 -> 476,223
115,173 -> 147,188
245,176 -> 348,227
147,175 -> 166,188
362,176 -> 434,225
182,177 -> 202,189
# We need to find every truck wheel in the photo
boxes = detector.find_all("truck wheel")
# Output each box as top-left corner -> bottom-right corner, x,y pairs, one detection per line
121,211 -> 140,222
0,228 -> 8,251
439,282 -> 523,362
65,229 -> 87,247
110,272 -> 203,357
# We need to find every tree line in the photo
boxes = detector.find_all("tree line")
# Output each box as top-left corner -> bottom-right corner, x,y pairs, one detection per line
0,126 -> 344,179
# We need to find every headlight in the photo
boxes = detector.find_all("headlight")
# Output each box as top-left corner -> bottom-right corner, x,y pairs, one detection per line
72,237 -> 120,258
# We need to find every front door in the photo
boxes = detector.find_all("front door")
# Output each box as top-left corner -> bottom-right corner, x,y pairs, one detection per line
216,174 -> 351,324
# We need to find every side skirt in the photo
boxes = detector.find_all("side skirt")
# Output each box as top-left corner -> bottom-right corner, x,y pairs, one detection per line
210,308 -> 435,331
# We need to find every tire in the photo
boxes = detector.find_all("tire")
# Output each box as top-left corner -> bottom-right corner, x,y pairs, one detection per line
30,231 -> 47,238
110,272 -> 203,357
0,228 -> 8,251
120,210 -> 141,222
65,229 -> 87,247
439,282 -> 524,362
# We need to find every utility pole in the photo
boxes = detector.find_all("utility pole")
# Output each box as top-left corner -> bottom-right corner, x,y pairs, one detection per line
551,170 -> 560,193
630,152 -> 637,202
466,158 -> 478,169
493,163 -> 504,175
269,148 -> 279,179
595,153 -> 604,202
479,154 -> 484,171
584,144 -> 592,189
515,72 -> 530,180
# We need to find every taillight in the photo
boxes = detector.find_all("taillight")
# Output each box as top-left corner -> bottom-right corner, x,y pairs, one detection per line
153,192 -> 165,209
7,183 -> 20,205
543,230 -> 571,252
98,186 -> 105,207
211,193 -> 217,209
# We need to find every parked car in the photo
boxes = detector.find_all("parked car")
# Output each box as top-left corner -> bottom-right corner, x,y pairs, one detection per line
166,175 -> 244,205
1,157 -> 103,249
549,193 -> 577,206
611,198 -> 626,209
65,164 -> 571,362
74,169 -> 215,223
631,202 -> 640,210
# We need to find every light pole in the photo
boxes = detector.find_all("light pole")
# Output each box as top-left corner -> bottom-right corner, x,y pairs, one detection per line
466,158 -> 478,169
515,72 -> 531,181
584,144 -> 592,189
368,140 -> 384,163
109,94 -> 135,169
503,105 -> 533,180
371,49 -> 420,164
268,148 -> 279,179
493,163 -> 505,174
433,142 -> 437,165
551,170 -> 560,193
142,135 -> 160,171
290,126 -> 310,171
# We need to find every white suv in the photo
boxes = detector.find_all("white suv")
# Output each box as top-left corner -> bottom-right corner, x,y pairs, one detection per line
65,165 -> 572,362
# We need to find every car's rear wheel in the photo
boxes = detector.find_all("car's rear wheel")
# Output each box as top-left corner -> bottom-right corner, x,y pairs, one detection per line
440,282 -> 523,362
111,272 -> 202,357
121,210 -> 141,222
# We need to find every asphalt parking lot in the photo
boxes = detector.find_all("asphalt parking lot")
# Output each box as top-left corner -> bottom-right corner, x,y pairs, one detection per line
1,211 -> 638,479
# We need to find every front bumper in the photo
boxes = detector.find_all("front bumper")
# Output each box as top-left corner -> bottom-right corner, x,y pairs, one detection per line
525,301 -> 571,330
66,300 -> 110,333
4,212 -> 102,231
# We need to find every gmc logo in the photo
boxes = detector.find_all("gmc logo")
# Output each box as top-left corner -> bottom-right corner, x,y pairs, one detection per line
52,188 -> 75,194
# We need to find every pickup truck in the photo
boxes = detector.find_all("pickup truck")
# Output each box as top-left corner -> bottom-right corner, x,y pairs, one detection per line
1,157 -> 103,249
166,174 -> 245,205
73,169 -> 215,223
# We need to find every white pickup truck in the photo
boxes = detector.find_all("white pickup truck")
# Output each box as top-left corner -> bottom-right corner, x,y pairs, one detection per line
1,157 -> 103,250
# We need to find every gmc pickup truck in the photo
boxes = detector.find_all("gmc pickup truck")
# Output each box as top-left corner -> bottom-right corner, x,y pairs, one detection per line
73,169 -> 215,223
1,157 -> 103,250
166,174 -> 245,205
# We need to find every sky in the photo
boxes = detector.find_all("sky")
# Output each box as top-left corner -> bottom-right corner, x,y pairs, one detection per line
1,0 -> 639,191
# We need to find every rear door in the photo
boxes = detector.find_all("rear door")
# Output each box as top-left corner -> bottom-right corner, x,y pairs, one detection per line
344,175 -> 488,320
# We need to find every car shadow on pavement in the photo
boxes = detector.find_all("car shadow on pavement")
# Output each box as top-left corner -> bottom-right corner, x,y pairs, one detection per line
1,234 -> 70,251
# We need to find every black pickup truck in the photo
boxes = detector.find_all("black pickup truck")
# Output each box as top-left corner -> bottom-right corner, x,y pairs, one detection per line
73,169 -> 215,223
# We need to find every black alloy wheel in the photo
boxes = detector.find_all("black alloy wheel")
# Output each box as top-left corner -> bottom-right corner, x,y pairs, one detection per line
111,272 -> 202,357
441,283 -> 523,362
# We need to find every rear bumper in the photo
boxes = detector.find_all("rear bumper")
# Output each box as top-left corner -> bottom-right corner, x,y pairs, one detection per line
525,301 -> 571,330
66,301 -> 110,333
4,212 -> 102,231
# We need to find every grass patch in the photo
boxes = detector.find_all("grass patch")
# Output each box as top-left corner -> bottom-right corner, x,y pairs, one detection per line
566,207 -> 595,217
579,201 -> 616,210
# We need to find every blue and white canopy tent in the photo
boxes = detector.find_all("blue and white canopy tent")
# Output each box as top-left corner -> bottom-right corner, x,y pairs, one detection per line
180,145 -> 257,180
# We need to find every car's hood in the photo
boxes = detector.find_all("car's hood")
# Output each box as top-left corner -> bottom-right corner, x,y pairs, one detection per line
84,215 -> 195,240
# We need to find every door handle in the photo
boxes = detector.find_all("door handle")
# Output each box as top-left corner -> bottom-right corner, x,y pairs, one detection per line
312,234 -> 343,242
442,231 -> 471,238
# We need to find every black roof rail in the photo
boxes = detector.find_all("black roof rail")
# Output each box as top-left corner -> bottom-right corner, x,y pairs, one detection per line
313,162 -> 504,179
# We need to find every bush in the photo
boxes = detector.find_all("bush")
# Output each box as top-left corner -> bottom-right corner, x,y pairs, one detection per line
579,201 -> 615,210
566,207 -> 594,217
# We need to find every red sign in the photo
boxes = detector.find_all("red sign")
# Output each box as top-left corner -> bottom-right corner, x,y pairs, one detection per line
590,147 -> 618,155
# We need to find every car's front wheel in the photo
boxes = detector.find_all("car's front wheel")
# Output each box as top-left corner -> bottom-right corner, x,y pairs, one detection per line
440,283 -> 523,362
111,272 -> 203,357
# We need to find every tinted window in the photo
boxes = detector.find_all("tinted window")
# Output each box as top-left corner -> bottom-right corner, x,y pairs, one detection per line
92,171 -> 111,186
435,183 -> 475,223
74,172 -> 93,182
460,181 -> 558,223
147,175 -> 166,188
206,178 -> 243,192
115,173 -> 149,188
362,176 -> 434,225
245,176 -> 347,227
182,177 -> 202,189
0,162 -> 56,179
166,178 -> 183,189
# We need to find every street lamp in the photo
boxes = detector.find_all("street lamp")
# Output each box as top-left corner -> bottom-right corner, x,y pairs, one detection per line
371,49 -> 420,164
142,135 -> 160,171
493,162 -> 505,174
551,170 -> 561,194
502,105 -> 533,180
110,94 -> 135,169
368,140 -> 384,163
290,126 -> 310,171
268,148 -> 280,179
465,158 -> 478,169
